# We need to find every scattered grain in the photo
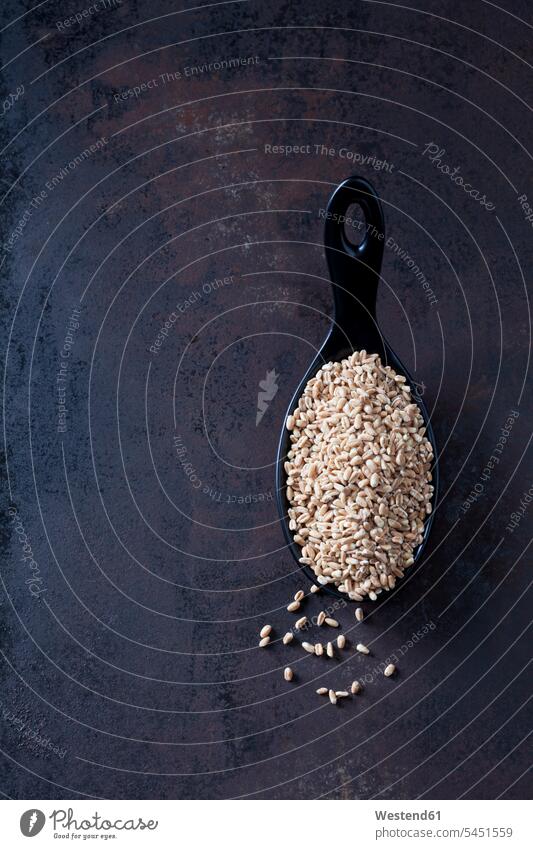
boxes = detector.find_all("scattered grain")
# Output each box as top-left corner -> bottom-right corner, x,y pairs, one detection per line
384,663 -> 396,677
260,625 -> 271,639
284,667 -> 294,681
356,643 -> 370,654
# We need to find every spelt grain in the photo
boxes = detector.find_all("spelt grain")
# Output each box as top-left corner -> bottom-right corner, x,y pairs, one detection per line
284,352 -> 433,599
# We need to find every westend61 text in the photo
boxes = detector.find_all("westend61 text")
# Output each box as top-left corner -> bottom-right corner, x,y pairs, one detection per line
375,810 -> 440,820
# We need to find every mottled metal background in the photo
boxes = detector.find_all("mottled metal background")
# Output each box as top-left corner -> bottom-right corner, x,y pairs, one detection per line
1,0 -> 531,799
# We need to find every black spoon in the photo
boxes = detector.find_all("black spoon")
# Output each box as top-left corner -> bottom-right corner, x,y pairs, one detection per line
276,175 -> 438,600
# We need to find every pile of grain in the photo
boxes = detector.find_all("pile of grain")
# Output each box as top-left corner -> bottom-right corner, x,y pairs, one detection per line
284,350 -> 434,600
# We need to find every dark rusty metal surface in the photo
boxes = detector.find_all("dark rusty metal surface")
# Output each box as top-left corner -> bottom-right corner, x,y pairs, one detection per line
0,0 -> 531,799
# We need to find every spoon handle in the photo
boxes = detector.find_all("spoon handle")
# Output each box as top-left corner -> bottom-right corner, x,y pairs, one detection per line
324,176 -> 385,338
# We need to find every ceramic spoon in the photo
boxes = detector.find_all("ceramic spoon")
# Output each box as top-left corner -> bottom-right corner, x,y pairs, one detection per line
276,175 -> 438,599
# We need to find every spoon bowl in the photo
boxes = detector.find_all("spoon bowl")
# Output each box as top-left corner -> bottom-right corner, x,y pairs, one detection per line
276,176 -> 439,600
